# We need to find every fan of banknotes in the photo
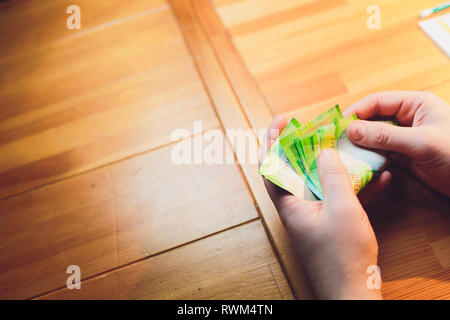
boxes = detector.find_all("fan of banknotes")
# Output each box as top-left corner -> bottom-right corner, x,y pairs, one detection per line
259,105 -> 394,201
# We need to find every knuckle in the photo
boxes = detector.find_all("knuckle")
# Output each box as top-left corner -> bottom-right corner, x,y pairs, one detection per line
321,162 -> 348,176
366,92 -> 380,103
324,166 -> 348,176
373,125 -> 391,146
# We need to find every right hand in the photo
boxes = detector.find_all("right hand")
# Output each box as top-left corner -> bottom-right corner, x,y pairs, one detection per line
344,91 -> 450,197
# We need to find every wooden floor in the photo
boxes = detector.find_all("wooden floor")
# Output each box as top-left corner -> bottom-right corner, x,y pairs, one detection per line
0,0 -> 449,299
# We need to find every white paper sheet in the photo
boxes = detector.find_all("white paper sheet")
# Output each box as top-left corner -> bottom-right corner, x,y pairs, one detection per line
419,13 -> 450,58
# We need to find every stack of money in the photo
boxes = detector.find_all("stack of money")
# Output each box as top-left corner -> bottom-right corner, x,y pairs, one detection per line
259,105 -> 393,200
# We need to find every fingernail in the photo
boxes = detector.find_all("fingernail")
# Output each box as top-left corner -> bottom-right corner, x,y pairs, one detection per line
321,148 -> 338,161
348,122 -> 365,141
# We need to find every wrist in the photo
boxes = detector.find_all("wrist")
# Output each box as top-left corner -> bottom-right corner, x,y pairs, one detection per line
313,274 -> 383,300
302,248 -> 382,300
333,278 -> 383,300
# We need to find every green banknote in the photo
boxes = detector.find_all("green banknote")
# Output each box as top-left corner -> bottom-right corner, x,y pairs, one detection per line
295,132 -> 320,192
258,118 -> 317,200
306,115 -> 358,192
292,125 -> 336,196
279,105 -> 343,198
308,116 -> 393,199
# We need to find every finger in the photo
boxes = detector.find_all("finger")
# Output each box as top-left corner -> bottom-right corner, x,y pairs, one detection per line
318,148 -> 358,207
276,197 -> 321,232
263,176 -> 291,203
343,91 -> 432,126
346,120 -> 424,157
262,176 -> 318,226
358,171 -> 392,206
259,115 -> 288,166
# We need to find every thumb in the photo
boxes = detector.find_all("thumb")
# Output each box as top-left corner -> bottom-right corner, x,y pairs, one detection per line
347,120 -> 420,157
318,149 -> 358,207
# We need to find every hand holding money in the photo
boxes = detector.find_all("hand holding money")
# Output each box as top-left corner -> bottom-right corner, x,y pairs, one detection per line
345,91 -> 450,197
259,105 -> 393,201
260,116 -> 383,299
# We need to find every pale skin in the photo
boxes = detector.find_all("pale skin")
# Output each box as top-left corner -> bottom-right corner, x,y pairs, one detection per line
260,91 -> 450,299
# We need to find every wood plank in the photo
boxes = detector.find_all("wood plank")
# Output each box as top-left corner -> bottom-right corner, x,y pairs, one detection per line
382,269 -> 450,300
0,5 -> 188,119
285,68 -> 450,131
0,0 -> 166,62
39,221 -> 294,299
192,0 -> 274,135
368,168 -> 450,300
0,133 -> 258,299
375,220 -> 450,300
215,0 -> 449,115
226,0 -> 346,37
265,72 -> 348,114
214,0 -> 315,28
227,0 -> 445,72
170,0 -> 313,299
0,5 -> 218,199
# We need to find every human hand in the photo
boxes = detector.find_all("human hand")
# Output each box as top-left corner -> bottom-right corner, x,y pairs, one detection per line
260,116 -> 388,299
344,91 -> 450,197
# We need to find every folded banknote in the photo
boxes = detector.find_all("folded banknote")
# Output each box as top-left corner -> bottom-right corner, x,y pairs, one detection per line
259,118 -> 317,200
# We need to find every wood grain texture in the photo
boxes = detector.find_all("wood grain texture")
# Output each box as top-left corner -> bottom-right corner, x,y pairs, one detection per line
192,0 -> 274,135
0,134 -> 259,299
170,0 -> 314,299
224,0 -> 346,37
39,221 -> 294,299
215,0 -> 449,115
0,0 -> 295,301
0,4 -> 218,199
374,197 -> 450,300
286,63 -> 450,124
0,0 -> 166,62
